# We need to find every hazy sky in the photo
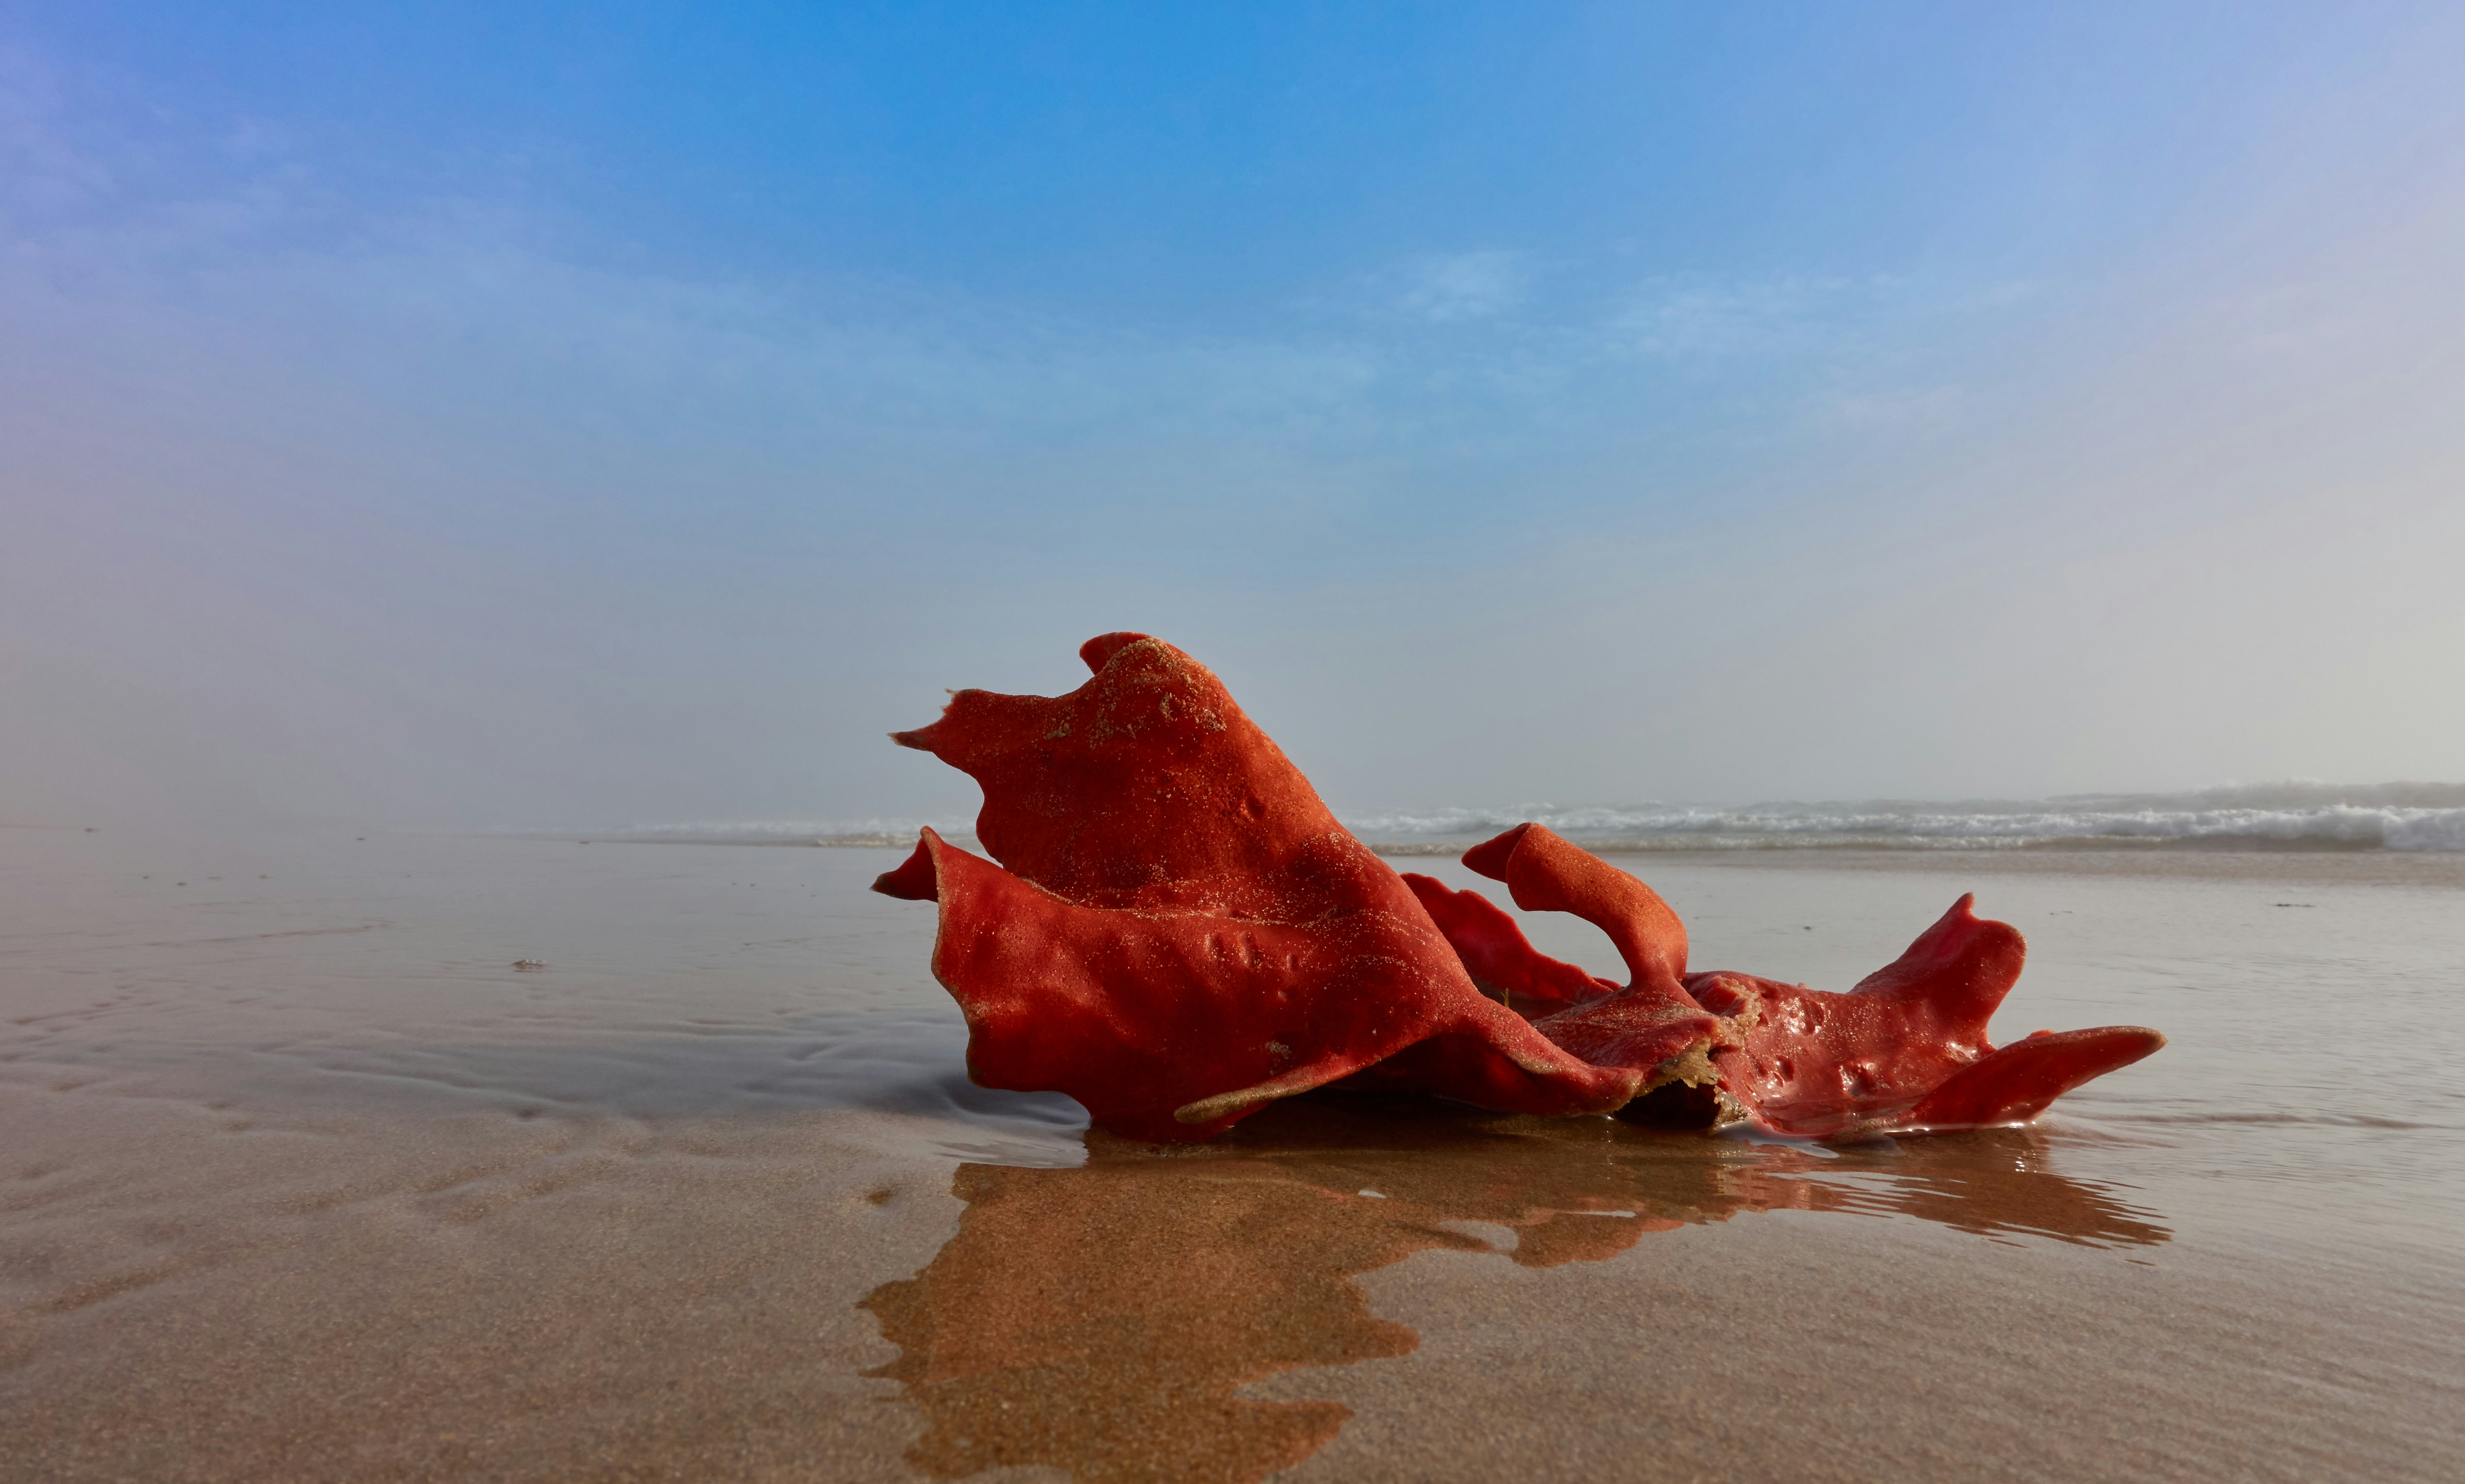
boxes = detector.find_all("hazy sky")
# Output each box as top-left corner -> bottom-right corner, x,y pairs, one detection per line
5,2 -> 2463,829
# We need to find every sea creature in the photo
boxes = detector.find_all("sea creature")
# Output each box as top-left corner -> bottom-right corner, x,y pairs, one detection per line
873,633 -> 2161,1141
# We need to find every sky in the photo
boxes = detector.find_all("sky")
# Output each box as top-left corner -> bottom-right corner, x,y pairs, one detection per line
4,1 -> 2463,830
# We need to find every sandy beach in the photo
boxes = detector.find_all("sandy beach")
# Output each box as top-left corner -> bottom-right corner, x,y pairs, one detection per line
5,826 -> 2460,1482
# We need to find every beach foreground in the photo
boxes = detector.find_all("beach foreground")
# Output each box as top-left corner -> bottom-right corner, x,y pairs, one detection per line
4,829 -> 2459,1482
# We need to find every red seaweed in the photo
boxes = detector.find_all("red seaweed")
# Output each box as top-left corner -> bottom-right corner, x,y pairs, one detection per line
1436,824 -> 2164,1137
876,633 -> 2162,1142
872,634 -> 1649,1140
1398,872 -> 1615,1018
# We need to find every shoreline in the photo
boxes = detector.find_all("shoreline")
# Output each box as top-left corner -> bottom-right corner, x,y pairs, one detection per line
503,830 -> 2465,890
459,828 -> 2465,885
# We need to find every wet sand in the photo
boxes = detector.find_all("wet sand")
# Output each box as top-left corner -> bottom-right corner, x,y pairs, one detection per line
4,829 -> 2460,1481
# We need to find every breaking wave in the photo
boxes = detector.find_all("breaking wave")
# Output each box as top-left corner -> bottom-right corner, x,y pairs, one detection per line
565,783 -> 2465,853
1337,782 -> 2465,853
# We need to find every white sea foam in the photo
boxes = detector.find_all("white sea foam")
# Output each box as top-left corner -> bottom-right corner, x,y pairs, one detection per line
1336,782 -> 2465,852
577,783 -> 2465,852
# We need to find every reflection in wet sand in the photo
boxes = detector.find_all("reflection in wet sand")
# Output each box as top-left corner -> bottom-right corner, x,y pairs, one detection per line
863,1095 -> 2166,1483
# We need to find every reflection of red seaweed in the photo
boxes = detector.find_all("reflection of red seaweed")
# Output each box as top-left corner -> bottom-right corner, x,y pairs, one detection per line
876,633 -> 2160,1141
862,1154 -> 1435,1484
862,1101 -> 2168,1484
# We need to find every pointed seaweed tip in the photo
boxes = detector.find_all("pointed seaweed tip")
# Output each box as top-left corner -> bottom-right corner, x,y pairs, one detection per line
870,831 -> 941,901
1461,823 -> 1535,882
1078,631 -> 1155,673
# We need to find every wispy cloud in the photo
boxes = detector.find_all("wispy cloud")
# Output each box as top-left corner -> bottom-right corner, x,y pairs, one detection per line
1392,249 -> 1532,322
1606,274 -> 1905,362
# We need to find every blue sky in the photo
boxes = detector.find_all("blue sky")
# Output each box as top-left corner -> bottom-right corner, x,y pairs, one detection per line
4,2 -> 2463,827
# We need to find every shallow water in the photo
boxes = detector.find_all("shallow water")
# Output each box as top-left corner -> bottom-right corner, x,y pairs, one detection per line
4,827 -> 2459,1481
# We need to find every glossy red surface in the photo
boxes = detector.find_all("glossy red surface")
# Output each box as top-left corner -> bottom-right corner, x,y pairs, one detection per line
872,634 -> 1646,1140
878,634 -> 2162,1141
